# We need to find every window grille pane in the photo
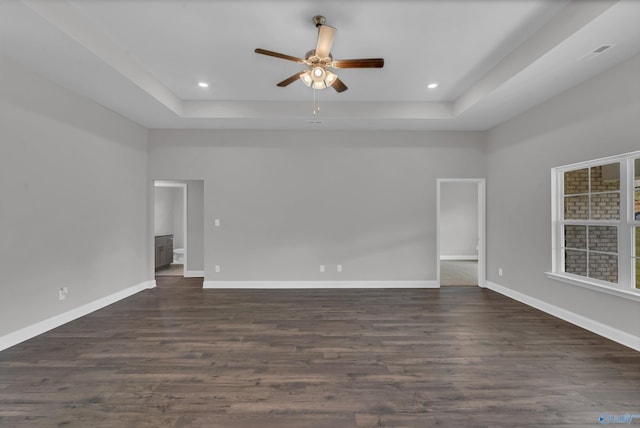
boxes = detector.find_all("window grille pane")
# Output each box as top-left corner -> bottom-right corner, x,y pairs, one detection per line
564,168 -> 588,195
565,249 -> 587,277
636,259 -> 640,289
590,163 -> 620,192
590,193 -> 619,220
588,226 -> 617,253
564,225 -> 586,249
588,253 -> 618,283
564,195 -> 588,220
635,190 -> 640,221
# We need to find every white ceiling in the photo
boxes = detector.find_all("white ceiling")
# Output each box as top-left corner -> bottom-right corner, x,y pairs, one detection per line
1,0 -> 639,131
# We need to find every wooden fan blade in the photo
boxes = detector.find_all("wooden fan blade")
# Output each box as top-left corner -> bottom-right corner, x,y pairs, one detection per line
315,25 -> 336,58
255,48 -> 305,63
332,77 -> 348,93
332,58 -> 384,69
277,72 -> 304,87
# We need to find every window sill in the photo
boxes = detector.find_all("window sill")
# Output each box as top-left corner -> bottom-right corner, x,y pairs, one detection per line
545,272 -> 640,302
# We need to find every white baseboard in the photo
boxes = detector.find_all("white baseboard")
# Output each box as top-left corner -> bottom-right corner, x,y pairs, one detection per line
485,280 -> 640,352
440,255 -> 479,261
203,280 -> 439,289
184,270 -> 204,278
0,280 -> 156,352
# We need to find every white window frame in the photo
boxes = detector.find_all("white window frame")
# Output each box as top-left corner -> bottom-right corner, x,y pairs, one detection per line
547,151 -> 640,302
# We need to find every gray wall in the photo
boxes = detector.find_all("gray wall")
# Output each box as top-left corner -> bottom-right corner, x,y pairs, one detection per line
154,186 -> 175,237
149,130 -> 487,282
440,182 -> 478,258
172,187 -> 184,249
186,180 -> 204,272
0,55 -> 149,337
154,185 -> 185,249
486,53 -> 640,338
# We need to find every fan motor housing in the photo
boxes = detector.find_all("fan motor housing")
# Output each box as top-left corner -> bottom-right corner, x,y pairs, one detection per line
305,50 -> 332,67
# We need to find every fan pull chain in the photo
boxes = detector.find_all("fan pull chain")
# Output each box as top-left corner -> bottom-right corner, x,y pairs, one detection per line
313,89 -> 320,117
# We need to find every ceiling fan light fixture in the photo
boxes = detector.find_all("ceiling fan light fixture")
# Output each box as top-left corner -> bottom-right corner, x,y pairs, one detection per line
300,70 -> 313,87
325,70 -> 337,85
255,15 -> 383,93
300,67 -> 336,89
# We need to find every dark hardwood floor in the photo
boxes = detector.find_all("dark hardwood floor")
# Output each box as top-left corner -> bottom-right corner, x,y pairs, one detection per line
1,277 -> 639,427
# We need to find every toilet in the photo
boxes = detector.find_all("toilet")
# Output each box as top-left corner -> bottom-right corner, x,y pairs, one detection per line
173,248 -> 185,264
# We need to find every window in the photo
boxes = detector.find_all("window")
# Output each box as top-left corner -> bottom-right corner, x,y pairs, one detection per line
563,164 -> 620,283
550,151 -> 640,299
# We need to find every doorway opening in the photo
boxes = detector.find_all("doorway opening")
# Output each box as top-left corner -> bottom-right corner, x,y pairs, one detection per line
154,181 -> 187,277
153,179 -> 205,281
436,179 -> 486,287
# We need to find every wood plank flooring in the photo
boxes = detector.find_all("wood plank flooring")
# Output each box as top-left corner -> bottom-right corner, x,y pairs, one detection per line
155,263 -> 184,277
1,277 -> 639,427
440,260 -> 478,286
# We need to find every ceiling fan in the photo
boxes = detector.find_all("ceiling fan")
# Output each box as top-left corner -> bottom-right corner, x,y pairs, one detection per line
254,15 -> 384,93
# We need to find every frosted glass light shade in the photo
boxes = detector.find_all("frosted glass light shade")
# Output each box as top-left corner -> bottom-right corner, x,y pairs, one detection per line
299,67 -> 336,89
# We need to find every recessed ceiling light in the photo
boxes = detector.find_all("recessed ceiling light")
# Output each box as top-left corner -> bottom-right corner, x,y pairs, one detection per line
198,82 -> 209,88
427,82 -> 439,89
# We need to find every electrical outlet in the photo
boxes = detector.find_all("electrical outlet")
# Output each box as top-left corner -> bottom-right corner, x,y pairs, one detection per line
319,265 -> 325,273
214,218 -> 220,227
58,287 -> 68,301
215,265 -> 221,273
498,268 -> 503,277
337,264 -> 343,273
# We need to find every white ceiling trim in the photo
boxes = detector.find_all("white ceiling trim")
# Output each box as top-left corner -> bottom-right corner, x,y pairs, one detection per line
181,101 -> 454,120
23,0 -> 183,115
453,0 -> 616,116
25,0 -> 604,122
12,0 -> 637,131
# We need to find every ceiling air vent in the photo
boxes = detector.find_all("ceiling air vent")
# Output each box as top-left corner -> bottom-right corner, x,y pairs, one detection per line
593,45 -> 612,53
579,45 -> 614,62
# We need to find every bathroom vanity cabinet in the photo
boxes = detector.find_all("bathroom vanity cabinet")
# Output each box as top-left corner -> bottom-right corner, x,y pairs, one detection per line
155,234 -> 173,271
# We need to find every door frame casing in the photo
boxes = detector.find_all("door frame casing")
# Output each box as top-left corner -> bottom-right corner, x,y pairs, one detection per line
436,178 -> 486,287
